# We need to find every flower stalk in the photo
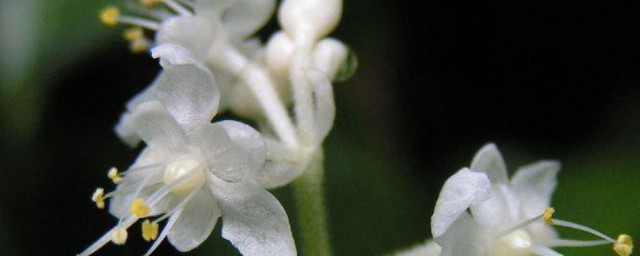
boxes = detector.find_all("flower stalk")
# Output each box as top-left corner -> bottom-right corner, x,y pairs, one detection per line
292,148 -> 332,256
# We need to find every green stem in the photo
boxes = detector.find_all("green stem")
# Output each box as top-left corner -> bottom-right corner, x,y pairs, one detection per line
292,149 -> 332,256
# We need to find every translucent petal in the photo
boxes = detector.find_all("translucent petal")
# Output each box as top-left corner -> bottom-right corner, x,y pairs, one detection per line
117,101 -> 188,153
167,188 -> 221,252
470,143 -> 509,184
194,0 -> 235,20
191,123 -> 255,182
155,17 -> 218,59
126,44 -> 219,131
393,240 -> 442,256
511,160 -> 560,217
431,168 -> 491,238
436,212 -> 486,256
222,0 -> 275,39
254,139 -> 304,188
208,175 -> 296,256
470,184 -> 521,231
217,120 -> 266,174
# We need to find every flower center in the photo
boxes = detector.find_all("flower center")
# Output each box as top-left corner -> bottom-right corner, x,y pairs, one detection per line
492,230 -> 533,256
163,156 -> 205,195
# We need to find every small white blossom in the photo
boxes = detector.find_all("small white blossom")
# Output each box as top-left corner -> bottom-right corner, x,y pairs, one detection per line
79,44 -> 295,256
431,143 -> 632,256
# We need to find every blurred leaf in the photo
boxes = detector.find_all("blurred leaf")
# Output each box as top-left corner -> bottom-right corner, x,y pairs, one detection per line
0,0 -> 114,141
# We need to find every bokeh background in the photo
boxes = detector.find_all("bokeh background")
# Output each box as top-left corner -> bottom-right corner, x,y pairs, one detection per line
1,0 -> 639,255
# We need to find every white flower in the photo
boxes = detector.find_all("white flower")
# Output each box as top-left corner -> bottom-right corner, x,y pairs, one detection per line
393,240 -> 442,256
99,0 -> 277,116
79,44 -> 295,256
431,143 -> 633,256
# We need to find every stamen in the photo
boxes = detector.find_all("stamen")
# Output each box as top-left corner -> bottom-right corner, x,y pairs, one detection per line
99,6 -> 160,31
122,28 -> 151,54
111,226 -> 128,245
141,219 -> 159,241
160,0 -> 193,16
542,207 -> 555,224
130,39 -> 151,54
130,198 -> 151,217
100,7 -> 120,26
107,167 -> 123,184
613,234 -> 633,256
91,188 -> 106,209
495,212 -> 545,239
534,239 -> 611,247
140,0 -> 162,7
552,219 -> 616,243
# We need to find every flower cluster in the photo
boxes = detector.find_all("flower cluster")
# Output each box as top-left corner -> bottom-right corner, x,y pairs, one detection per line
81,0 -> 351,255
396,144 -> 633,256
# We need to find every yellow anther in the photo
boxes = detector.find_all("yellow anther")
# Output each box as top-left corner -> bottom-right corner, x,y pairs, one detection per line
141,219 -> 159,241
130,198 -> 151,217
542,207 -> 555,224
108,167 -> 123,184
123,28 -> 144,42
129,39 -> 150,54
140,0 -> 162,7
613,234 -> 633,256
111,226 -> 128,245
91,188 -> 105,209
100,7 -> 120,26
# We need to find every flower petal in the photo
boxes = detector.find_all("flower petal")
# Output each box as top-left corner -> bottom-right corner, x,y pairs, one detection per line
125,44 -> 219,131
431,168 -> 491,239
470,143 -> 509,184
469,184 -> 521,231
393,240 -> 442,256
435,212 -> 486,256
155,17 -> 219,59
167,188 -> 221,252
510,160 -> 560,217
254,138 -> 305,188
217,120 -> 266,175
191,122 -> 260,182
116,101 -> 188,153
208,175 -> 296,256
222,0 -> 275,39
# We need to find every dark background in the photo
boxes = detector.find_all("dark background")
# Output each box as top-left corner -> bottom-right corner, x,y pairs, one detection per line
1,0 -> 639,255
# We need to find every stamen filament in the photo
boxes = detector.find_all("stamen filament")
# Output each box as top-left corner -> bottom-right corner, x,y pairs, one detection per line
494,213 -> 544,239
161,0 -> 192,16
118,16 -> 160,30
152,186 -> 200,223
534,239 -> 611,247
552,219 -> 616,243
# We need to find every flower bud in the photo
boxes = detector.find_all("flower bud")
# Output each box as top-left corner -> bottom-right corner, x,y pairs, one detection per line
265,31 -> 295,81
313,38 -> 347,80
278,0 -> 342,44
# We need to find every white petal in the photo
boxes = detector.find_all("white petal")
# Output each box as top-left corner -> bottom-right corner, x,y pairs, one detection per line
167,188 -> 221,252
469,184 -> 521,231
217,120 -> 266,175
435,212 -> 486,256
126,44 -> 219,131
510,160 -> 560,217
254,139 -> 304,188
194,0 -> 235,20
222,0 -> 275,39
191,123 -> 255,182
431,168 -> 491,239
470,143 -> 509,184
155,17 -> 218,59
117,101 -> 188,153
208,175 -> 296,256
393,240 -> 442,256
